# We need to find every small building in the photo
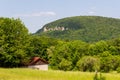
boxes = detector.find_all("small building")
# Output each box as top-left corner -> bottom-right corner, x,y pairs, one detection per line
28,57 -> 49,71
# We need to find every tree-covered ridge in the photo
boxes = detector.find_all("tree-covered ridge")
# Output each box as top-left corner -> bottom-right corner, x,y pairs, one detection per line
36,16 -> 120,42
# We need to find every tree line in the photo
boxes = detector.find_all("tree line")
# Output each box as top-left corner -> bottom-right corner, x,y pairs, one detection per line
0,17 -> 120,73
49,39 -> 120,72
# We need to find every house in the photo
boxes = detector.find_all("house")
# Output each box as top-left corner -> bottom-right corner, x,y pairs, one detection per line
28,57 -> 49,70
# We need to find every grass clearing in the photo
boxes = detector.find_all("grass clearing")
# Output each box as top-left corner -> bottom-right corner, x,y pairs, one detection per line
0,68 -> 120,80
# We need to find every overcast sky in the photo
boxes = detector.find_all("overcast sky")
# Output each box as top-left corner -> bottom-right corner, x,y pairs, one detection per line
0,0 -> 120,33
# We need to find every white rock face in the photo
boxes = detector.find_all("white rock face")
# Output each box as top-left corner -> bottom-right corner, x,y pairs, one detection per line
43,26 -> 68,32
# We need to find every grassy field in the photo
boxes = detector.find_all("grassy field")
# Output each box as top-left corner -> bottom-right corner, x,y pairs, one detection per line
0,68 -> 120,80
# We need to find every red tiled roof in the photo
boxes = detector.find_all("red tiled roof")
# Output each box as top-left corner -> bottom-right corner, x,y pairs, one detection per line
29,57 -> 48,65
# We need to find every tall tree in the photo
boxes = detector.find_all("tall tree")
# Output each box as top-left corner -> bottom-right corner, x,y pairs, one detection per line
0,17 -> 29,67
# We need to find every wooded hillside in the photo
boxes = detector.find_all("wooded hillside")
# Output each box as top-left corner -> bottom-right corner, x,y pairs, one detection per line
36,16 -> 120,42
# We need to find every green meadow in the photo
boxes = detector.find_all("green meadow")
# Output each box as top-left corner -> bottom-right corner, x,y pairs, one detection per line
0,68 -> 120,80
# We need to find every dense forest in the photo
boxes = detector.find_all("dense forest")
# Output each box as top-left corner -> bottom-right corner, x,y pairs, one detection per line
36,16 -> 120,42
0,17 -> 120,73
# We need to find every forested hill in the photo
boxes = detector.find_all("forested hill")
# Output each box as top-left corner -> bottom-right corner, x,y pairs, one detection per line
36,16 -> 120,42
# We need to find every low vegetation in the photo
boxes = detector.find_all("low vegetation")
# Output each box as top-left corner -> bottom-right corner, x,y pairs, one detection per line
0,68 -> 120,80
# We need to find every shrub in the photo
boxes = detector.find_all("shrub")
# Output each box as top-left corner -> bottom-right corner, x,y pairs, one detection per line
58,59 -> 72,71
93,72 -> 106,80
77,56 -> 100,72
117,67 -> 120,73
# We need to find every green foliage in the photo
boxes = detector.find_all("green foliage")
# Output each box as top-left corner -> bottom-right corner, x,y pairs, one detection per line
49,38 -> 120,72
77,56 -> 100,72
36,16 -> 120,42
93,72 -> 106,80
88,41 -> 109,55
117,67 -> 120,73
26,35 -> 58,61
100,56 -> 120,72
0,17 -> 29,67
58,59 -> 72,71
49,40 -> 88,70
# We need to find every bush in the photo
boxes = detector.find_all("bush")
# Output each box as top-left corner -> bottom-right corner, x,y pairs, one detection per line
58,59 -> 72,71
93,72 -> 106,80
77,56 -> 100,72
117,67 -> 120,73
100,56 -> 120,72
99,73 -> 106,80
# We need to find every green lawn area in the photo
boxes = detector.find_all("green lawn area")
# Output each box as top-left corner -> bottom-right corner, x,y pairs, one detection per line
0,68 -> 120,80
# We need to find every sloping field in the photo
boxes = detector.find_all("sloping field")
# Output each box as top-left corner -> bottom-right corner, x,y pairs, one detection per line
0,68 -> 120,80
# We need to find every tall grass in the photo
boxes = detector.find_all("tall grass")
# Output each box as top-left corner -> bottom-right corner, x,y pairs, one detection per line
0,68 -> 120,80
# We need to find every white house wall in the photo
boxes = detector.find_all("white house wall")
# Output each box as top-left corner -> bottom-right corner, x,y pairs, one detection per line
28,64 -> 48,71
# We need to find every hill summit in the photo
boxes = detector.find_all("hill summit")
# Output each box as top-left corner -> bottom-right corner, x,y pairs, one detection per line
35,16 -> 120,42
